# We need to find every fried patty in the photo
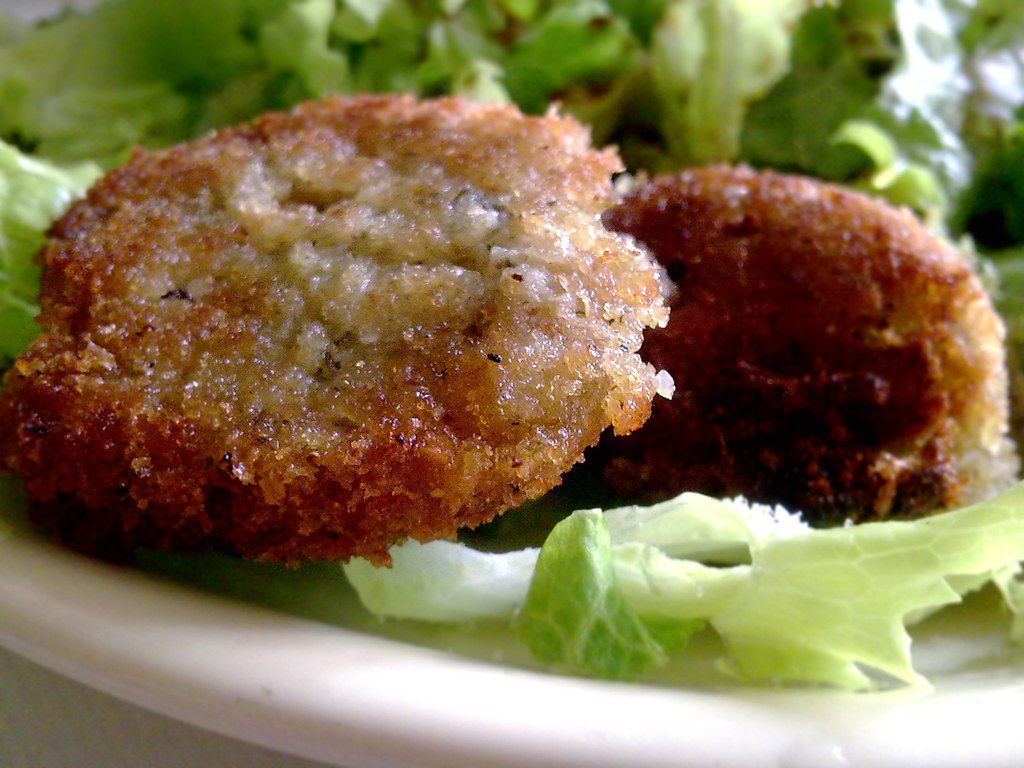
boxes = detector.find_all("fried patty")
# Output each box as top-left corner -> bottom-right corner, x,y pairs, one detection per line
600,165 -> 1017,521
0,95 -> 668,563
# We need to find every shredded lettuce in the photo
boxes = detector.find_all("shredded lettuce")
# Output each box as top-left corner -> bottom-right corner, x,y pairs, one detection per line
1,0 -> 1021,237
503,2 -> 636,114
0,0 -> 262,166
0,141 -> 99,363
259,0 -> 350,100
740,1 -> 963,221
741,0 -> 1024,225
649,0 -> 813,166
0,0 -> 637,168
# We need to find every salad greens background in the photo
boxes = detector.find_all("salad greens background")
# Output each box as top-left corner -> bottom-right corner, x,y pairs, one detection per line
3,0 -> 1024,690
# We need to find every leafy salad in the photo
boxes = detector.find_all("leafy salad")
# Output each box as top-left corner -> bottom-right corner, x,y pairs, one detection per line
4,0 -> 1024,690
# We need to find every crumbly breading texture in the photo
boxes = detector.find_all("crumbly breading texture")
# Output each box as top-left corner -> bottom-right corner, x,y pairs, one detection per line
0,95 -> 667,563
601,165 -> 1016,520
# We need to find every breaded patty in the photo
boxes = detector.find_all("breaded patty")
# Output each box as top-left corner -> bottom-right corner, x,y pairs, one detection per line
600,165 -> 1017,521
0,95 -> 668,563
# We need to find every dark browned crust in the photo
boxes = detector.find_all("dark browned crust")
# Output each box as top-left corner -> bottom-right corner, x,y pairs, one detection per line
600,165 -> 1009,521
0,96 -> 666,563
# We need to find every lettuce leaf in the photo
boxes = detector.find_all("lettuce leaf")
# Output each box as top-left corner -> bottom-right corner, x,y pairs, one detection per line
650,0 -> 812,167
961,128 -> 1024,248
2,0 -> 1016,242
987,245 -> 1024,454
0,0 -> 264,166
0,141 -> 100,363
503,1 -> 636,114
0,0 -> 633,165
740,0 -> 1024,227
990,245 -> 1024,335
344,538 -> 538,622
618,484 -> 1024,688
259,0 -> 350,100
347,484 -> 1024,689
514,509 -> 702,680
740,0 -> 966,221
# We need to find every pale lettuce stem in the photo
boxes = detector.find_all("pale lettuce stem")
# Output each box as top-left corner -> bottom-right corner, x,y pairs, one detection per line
612,542 -> 749,620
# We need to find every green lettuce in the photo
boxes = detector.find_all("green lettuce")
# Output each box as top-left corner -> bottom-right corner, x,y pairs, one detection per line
991,245 -> 1024,336
0,0 -> 640,167
741,0 -> 1024,226
649,0 -> 813,166
609,490 -> 1024,689
988,246 -> 1024,453
347,485 -> 1024,689
344,538 -> 539,622
740,0 -> 966,221
259,0 -> 350,101
514,509 -> 701,680
0,476 -> 26,541
503,1 -> 636,114
0,0 -> 263,166
961,129 -> 1024,248
0,142 -> 100,363
2,0 -> 1020,242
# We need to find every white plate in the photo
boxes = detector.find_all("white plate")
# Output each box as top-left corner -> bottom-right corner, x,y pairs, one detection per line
5,2 -> 1024,765
4,497 -> 1024,768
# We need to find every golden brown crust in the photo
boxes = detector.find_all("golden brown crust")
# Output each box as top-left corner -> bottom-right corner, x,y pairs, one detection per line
0,95 -> 667,562
600,165 -> 1014,520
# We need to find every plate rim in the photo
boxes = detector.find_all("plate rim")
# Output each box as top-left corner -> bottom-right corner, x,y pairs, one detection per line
5,516 -> 1024,768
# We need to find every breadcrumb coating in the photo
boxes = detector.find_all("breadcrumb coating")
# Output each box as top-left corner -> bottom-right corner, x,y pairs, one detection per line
0,95 -> 667,563
601,165 -> 1017,521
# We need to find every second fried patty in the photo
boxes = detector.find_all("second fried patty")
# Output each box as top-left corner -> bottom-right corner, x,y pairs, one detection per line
0,95 -> 669,563
601,165 -> 1016,521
